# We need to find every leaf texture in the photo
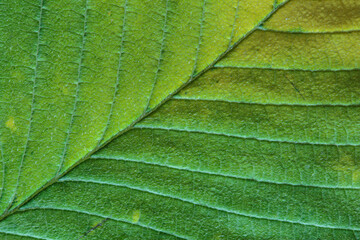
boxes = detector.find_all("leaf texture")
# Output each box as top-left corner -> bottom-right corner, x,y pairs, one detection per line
0,0 -> 360,239
263,0 -> 360,33
0,0 -> 280,214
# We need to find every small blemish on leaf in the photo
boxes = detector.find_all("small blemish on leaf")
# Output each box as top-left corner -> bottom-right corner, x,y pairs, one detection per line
132,209 -> 141,223
79,218 -> 109,239
5,117 -> 17,132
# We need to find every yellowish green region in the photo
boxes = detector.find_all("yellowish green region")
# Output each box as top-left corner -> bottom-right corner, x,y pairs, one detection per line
217,30 -> 360,70
265,0 -> 360,32
148,0 -> 277,110
5,117 -> 16,132
132,209 -> 141,223
176,68 -> 360,105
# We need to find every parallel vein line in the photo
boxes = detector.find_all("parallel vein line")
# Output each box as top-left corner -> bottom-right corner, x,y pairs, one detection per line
213,65 -> 360,72
58,178 -> 360,232
172,96 -> 360,107
227,0 -> 241,48
191,0 -> 207,77
18,207 -> 187,240
145,0 -> 171,112
11,0 -> 45,209
258,27 -> 360,34
0,230 -> 48,240
97,0 -> 129,145
134,125 -> 359,147
57,0 -> 89,175
89,155 -> 360,190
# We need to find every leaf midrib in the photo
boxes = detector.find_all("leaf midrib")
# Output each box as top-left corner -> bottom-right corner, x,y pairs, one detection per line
0,0 -> 292,222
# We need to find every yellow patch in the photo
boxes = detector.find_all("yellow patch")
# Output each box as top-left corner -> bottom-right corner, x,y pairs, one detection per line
333,154 -> 360,184
132,209 -> 141,223
352,170 -> 360,183
5,117 -> 17,132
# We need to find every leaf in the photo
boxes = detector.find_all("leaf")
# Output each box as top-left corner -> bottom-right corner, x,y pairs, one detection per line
0,0 -> 278,213
0,0 -> 359,239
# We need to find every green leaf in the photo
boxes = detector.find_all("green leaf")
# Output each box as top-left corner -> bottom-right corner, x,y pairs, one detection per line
0,0 -> 359,239
0,0 -> 277,213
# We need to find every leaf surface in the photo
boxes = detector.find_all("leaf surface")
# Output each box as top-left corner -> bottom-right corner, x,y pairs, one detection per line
1,0 -> 360,239
0,0 -> 279,214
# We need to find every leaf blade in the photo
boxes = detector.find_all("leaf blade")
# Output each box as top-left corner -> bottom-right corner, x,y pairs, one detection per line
2,1 -> 360,239
0,0 -> 284,214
